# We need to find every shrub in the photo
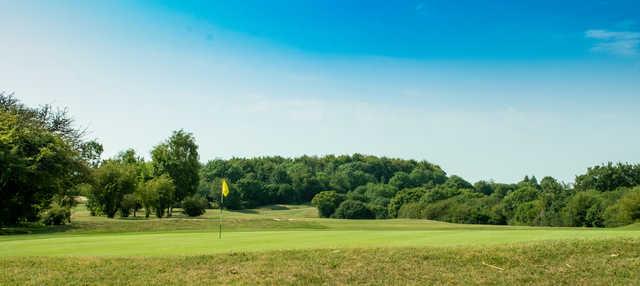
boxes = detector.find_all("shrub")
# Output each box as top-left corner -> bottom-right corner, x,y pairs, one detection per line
182,195 -> 208,217
89,161 -> 138,218
333,200 -> 374,219
397,202 -> 422,219
366,203 -> 389,219
311,191 -> 345,218
120,193 -> 139,217
563,191 -> 604,227
41,204 -> 71,225
511,200 -> 543,225
604,188 -> 640,227
387,187 -> 426,218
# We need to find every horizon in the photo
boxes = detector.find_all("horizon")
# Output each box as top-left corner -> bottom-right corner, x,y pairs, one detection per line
2,0 -> 639,183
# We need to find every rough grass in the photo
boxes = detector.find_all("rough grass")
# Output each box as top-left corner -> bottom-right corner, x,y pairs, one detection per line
1,239 -> 639,285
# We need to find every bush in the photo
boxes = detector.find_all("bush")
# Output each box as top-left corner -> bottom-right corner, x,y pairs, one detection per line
511,200 -> 543,225
604,188 -> 640,227
387,187 -> 426,218
563,191 -> 604,227
333,200 -> 374,219
120,193 -> 139,217
311,191 -> 345,218
182,195 -> 208,217
397,202 -> 422,219
366,203 -> 389,219
41,204 -> 71,225
89,161 -> 138,218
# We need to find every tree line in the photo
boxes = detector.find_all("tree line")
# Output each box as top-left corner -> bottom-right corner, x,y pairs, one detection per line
2,93 -> 640,228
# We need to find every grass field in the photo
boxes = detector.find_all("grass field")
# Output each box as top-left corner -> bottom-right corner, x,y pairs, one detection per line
2,205 -> 640,285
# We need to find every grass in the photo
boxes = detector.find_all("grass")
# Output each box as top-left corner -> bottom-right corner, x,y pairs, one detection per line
2,204 -> 640,284
2,239 -> 639,285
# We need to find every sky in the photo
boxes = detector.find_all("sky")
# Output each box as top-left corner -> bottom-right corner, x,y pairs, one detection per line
1,0 -> 639,183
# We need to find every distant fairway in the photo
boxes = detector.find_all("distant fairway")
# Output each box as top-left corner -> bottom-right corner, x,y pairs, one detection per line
2,205 -> 640,257
2,205 -> 640,285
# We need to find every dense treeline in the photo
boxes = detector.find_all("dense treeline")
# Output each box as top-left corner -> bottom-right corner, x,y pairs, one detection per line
198,156 -> 640,227
2,94 -> 640,228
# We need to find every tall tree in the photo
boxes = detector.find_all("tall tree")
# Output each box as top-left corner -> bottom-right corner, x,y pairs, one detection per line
89,161 -> 138,218
0,93 -> 92,225
151,130 -> 200,216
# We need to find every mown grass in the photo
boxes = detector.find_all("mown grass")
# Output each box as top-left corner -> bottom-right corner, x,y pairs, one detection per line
3,205 -> 639,257
2,205 -> 640,284
3,227 -> 640,257
2,239 -> 639,285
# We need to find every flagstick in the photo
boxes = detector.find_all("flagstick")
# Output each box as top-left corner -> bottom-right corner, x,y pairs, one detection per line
219,188 -> 223,239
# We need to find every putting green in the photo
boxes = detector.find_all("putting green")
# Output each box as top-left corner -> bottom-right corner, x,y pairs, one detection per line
3,228 -> 639,257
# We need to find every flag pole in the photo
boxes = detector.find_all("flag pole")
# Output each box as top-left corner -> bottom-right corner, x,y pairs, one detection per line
219,184 -> 223,239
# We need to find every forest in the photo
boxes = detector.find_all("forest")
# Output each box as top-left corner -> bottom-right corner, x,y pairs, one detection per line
2,93 -> 640,227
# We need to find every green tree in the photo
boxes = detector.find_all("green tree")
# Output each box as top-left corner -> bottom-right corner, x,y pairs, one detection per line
151,130 -> 200,216
443,175 -> 474,190
89,161 -> 138,218
311,191 -> 345,218
575,162 -> 640,192
511,200 -> 544,225
137,174 -> 176,218
389,172 -> 413,190
387,187 -> 426,218
137,181 -> 158,218
499,185 -> 539,221
333,200 -> 374,219
120,193 -> 140,217
473,181 -> 495,196
563,191 -> 605,227
604,188 -> 640,226
354,183 -> 397,207
0,94 -> 92,225
181,195 -> 208,217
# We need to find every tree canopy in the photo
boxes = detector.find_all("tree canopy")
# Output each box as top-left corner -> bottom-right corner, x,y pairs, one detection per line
3,93 -> 640,229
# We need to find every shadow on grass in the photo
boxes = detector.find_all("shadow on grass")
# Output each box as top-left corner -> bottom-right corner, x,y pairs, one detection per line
0,223 -> 81,235
263,205 -> 290,210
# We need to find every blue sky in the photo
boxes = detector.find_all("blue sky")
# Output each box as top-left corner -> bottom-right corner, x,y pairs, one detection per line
1,1 -> 639,183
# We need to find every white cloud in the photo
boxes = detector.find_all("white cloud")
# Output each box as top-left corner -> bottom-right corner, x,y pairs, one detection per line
585,29 -> 640,57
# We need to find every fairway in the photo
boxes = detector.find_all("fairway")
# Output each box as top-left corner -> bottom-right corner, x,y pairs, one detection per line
2,205 -> 640,257
3,229 -> 640,257
3,205 -> 640,285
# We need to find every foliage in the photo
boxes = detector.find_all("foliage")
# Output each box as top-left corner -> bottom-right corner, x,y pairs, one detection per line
6,94 -> 640,228
333,200 -> 374,219
575,162 -> 640,192
397,202 -> 422,218
119,193 -> 140,217
0,94 -> 93,225
151,130 -> 200,215
40,203 -> 71,225
604,187 -> 640,226
89,161 -> 138,218
181,195 -> 208,217
388,187 -> 426,218
311,191 -> 345,218
141,175 -> 176,218
563,191 -> 605,227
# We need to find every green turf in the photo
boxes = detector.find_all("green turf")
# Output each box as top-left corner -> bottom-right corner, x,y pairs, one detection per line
1,205 -> 640,257
2,239 -> 640,285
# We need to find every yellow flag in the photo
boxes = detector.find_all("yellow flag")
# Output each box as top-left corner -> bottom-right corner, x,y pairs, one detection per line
221,179 -> 230,197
